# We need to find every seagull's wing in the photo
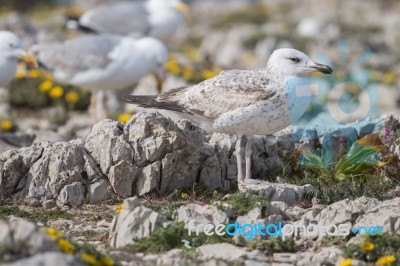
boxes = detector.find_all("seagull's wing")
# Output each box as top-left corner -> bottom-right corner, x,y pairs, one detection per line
33,35 -> 121,78
79,1 -> 151,36
122,69 -> 278,119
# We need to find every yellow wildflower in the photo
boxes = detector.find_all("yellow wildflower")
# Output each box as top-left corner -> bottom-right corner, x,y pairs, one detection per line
15,64 -> 26,79
182,66 -> 195,81
181,192 -> 188,199
65,91 -> 80,104
28,69 -> 42,78
360,241 -> 374,251
185,47 -> 199,61
42,72 -> 54,80
377,255 -> 396,266
44,227 -> 63,240
383,72 -> 394,85
115,204 -> 123,214
39,80 -> 53,92
0,120 -> 13,132
202,67 -> 222,79
202,70 -> 214,79
100,256 -> 115,266
15,71 -> 26,79
80,252 -> 98,266
57,238 -> 75,254
339,258 -> 352,266
165,60 -> 181,75
117,113 -> 131,123
49,86 -> 64,99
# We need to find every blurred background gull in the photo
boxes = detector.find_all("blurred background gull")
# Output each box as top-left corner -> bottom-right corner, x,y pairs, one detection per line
0,0 -> 399,152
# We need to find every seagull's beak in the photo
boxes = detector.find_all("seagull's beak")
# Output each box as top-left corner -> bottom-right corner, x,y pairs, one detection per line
16,50 -> 38,69
174,2 -> 189,14
309,62 -> 333,74
151,71 -> 165,94
155,75 -> 164,94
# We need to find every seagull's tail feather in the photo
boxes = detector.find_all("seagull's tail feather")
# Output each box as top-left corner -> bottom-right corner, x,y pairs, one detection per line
121,95 -> 158,108
65,15 -> 97,33
121,95 -> 187,113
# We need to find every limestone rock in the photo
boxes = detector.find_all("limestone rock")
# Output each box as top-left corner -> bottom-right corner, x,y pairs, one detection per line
0,218 -> 58,263
108,160 -> 137,197
3,252 -> 85,266
198,243 -> 247,262
125,113 -> 211,194
173,203 -> 229,228
87,179 -> 109,204
239,179 -> 318,206
296,246 -> 342,266
109,197 -> 169,248
57,182 -> 85,206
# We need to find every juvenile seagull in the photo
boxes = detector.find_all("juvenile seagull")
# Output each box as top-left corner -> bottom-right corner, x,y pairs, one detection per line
122,48 -> 333,182
32,34 -> 168,120
68,0 -> 189,40
0,31 -> 36,87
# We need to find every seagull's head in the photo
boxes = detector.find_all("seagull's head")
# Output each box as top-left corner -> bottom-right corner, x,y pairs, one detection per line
0,31 -> 37,66
137,37 -> 169,93
267,48 -> 333,77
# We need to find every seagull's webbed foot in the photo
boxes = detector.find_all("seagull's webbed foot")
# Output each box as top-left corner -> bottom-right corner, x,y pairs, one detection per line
245,137 -> 252,180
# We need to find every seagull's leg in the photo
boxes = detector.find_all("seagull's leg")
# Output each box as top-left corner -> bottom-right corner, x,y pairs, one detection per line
89,93 -> 97,122
236,135 -> 244,182
245,137 -> 252,180
96,91 -> 107,121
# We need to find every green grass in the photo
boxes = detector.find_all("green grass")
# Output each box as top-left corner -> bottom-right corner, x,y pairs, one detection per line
128,222 -> 231,254
222,191 -> 270,217
144,184 -> 228,220
290,173 -> 397,205
320,236 -> 347,248
148,202 -> 184,220
247,237 -> 296,255
0,206 -> 73,223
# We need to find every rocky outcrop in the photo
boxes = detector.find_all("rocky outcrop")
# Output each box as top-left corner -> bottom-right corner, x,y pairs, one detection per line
0,112 -> 283,206
0,112 -> 391,206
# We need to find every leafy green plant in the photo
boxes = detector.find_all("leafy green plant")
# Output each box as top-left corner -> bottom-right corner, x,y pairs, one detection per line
129,222 -> 230,253
300,134 -> 385,180
222,191 -> 270,217
247,237 -> 296,255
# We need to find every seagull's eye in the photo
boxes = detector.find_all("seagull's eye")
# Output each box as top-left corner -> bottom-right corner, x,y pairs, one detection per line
288,57 -> 300,63
9,43 -> 15,48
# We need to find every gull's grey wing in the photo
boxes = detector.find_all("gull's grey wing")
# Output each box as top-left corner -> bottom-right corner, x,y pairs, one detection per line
79,1 -> 151,36
178,69 -> 277,118
122,69 -> 277,119
33,35 -> 121,77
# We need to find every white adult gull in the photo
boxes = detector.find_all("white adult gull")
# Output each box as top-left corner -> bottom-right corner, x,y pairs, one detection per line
68,0 -> 189,40
31,34 -> 168,120
0,31 -> 36,87
122,48 -> 333,183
